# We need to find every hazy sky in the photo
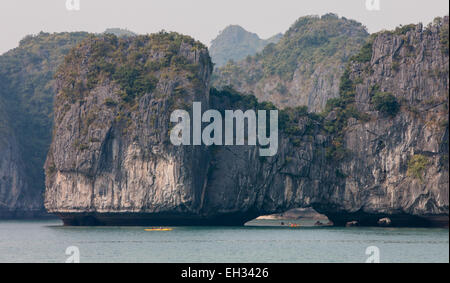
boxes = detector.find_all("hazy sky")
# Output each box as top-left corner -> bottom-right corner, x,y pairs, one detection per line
0,0 -> 448,54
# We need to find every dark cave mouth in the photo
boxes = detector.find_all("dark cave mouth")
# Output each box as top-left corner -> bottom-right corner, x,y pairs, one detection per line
54,209 -> 448,228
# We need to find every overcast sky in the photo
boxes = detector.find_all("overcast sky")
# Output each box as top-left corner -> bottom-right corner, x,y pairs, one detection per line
0,0 -> 448,54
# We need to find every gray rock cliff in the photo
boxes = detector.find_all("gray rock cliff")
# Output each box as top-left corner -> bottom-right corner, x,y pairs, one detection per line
316,19 -> 449,226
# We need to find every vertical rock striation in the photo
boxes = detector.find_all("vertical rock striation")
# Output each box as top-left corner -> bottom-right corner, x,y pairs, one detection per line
0,100 -> 42,217
44,33 -> 215,225
315,18 -> 449,226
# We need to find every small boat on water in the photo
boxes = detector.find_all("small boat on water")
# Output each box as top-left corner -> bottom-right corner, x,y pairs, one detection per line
280,222 -> 301,228
144,228 -> 173,231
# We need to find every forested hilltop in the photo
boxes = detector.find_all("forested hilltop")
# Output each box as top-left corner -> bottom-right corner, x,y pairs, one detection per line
212,14 -> 369,112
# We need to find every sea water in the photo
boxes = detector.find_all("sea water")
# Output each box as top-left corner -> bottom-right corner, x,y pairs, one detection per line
0,219 -> 448,263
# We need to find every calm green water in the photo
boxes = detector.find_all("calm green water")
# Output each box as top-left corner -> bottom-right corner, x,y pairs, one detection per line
0,219 -> 448,263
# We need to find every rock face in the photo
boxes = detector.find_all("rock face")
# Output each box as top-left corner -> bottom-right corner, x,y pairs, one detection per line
44,33 -> 215,225
0,101 -> 42,217
314,19 -> 449,227
212,14 -> 369,112
209,25 -> 282,67
0,32 -> 89,218
201,92 -> 333,224
45,18 -> 449,227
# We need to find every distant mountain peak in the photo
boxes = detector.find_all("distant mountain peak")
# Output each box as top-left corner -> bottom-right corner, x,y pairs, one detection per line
210,25 -> 282,67
103,28 -> 137,37
212,14 -> 369,111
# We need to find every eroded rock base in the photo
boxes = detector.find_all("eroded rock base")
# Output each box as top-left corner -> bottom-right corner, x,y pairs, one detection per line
325,212 -> 449,228
57,212 -> 259,226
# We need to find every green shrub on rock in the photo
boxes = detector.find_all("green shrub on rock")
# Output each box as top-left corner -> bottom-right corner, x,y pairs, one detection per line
371,91 -> 400,116
407,154 -> 430,181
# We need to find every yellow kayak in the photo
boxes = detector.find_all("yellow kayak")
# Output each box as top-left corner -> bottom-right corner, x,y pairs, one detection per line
144,228 -> 173,231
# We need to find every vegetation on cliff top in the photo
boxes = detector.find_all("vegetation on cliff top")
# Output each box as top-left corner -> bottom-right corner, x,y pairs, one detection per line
259,13 -> 368,80
211,14 -> 370,111
214,14 -> 369,85
57,31 -> 212,107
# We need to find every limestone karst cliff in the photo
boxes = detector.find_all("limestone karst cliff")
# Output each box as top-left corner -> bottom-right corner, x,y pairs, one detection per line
44,17 -> 449,227
44,32 -> 214,225
312,17 -> 449,226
